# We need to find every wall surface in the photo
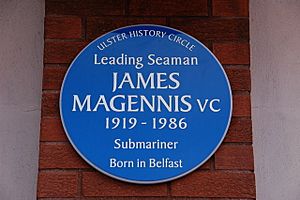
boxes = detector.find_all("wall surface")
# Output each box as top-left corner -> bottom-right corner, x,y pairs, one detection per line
1,0 -> 299,199
38,0 -> 255,199
0,0 -> 44,200
251,1 -> 300,200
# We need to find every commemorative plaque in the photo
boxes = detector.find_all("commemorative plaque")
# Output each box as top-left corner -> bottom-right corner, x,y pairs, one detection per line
60,25 -> 232,183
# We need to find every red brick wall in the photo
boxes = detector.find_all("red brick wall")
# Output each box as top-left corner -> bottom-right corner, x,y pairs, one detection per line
38,0 -> 255,199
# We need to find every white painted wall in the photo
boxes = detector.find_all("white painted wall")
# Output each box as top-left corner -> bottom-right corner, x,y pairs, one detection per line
251,1 -> 300,199
0,0 -> 44,200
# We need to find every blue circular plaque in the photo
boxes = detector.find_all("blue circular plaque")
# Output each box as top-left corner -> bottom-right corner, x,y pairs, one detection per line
60,25 -> 232,184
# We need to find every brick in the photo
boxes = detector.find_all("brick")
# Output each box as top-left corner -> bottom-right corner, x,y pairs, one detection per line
202,41 -> 213,51
86,17 -> 166,40
225,67 -> 250,91
40,117 -> 67,142
225,117 -> 252,143
80,198 -> 222,200
170,18 -> 249,41
128,0 -> 208,16
82,172 -> 168,197
171,171 -> 255,198
215,145 -> 254,170
42,92 -> 59,117
199,158 -> 211,170
213,43 -> 250,64
39,2 -> 254,197
39,143 -> 89,169
233,94 -> 251,117
43,66 -> 67,90
44,41 -> 87,64
46,0 -> 124,16
45,17 -> 82,39
38,198 -> 79,200
80,198 -> 183,200
38,171 -> 79,198
213,0 -> 249,17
